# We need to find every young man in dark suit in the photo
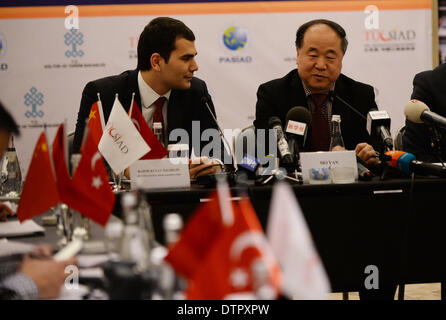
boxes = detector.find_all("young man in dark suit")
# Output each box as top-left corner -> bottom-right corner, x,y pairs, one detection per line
254,19 -> 379,167
403,63 -> 446,162
73,17 -> 225,179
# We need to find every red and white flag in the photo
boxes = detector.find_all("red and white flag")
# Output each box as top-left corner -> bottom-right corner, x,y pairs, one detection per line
85,98 -> 105,149
165,182 -> 281,300
98,96 -> 150,174
266,182 -> 331,299
128,100 -> 168,159
70,128 -> 115,226
17,132 -> 60,222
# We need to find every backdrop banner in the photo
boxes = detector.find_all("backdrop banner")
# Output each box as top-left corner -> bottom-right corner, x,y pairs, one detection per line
0,0 -> 433,177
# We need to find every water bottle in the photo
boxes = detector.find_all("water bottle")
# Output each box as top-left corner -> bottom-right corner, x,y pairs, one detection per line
2,136 -> 22,195
118,192 -> 151,273
329,114 -> 345,151
153,122 -> 164,147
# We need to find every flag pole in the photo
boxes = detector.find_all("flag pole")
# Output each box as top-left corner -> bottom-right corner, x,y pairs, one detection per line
128,92 -> 135,115
97,92 -> 105,131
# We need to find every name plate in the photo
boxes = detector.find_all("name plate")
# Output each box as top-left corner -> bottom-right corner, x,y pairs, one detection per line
130,158 -> 190,189
300,151 -> 358,184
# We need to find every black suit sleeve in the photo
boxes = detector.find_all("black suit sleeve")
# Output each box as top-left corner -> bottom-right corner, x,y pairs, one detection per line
73,81 -> 100,153
402,71 -> 437,161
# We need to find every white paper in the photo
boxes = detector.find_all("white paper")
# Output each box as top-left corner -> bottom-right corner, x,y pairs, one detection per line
0,239 -> 35,257
0,220 -> 45,237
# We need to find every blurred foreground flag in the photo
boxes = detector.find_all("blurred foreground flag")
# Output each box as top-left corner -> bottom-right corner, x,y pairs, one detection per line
52,124 -> 74,205
98,96 -> 150,174
266,182 -> 330,300
165,182 -> 281,300
128,100 -> 168,160
17,132 -> 60,222
71,129 -> 115,226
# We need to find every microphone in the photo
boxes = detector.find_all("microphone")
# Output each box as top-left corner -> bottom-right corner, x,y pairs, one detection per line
404,99 -> 446,129
201,96 -> 236,172
284,107 -> 312,161
366,109 -> 394,151
356,155 -> 373,181
385,150 -> 446,177
268,116 -> 293,165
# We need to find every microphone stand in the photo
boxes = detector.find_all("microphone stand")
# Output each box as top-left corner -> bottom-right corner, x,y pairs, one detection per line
428,126 -> 446,166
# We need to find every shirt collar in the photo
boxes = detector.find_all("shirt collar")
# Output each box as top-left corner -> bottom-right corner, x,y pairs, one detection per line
137,71 -> 171,108
301,80 -> 336,98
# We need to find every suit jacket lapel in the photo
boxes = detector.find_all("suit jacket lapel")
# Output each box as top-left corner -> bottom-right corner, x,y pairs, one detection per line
120,69 -> 142,113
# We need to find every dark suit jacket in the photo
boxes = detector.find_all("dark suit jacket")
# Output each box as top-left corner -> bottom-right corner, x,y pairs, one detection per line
254,69 -> 377,153
73,69 -> 226,161
403,63 -> 446,162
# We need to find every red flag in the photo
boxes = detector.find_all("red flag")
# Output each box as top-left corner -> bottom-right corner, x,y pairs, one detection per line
70,129 -> 115,226
17,132 -> 60,222
165,191 -> 281,300
128,101 -> 168,159
52,123 -> 74,205
85,101 -> 105,148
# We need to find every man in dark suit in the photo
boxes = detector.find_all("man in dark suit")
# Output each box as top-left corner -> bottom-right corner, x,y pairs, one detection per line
254,19 -> 379,166
73,17 -> 226,179
403,63 -> 446,162
255,19 -> 397,299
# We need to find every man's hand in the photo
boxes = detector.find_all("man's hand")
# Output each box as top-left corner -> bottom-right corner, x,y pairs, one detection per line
355,142 -> 379,167
189,156 -> 222,179
0,201 -> 13,222
20,255 -> 78,299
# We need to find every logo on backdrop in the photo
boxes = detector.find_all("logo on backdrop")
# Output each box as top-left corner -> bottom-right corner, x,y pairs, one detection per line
24,87 -> 45,118
42,28 -> 105,70
0,33 -> 8,71
364,28 -> 416,53
64,28 -> 84,58
223,26 -> 247,51
129,36 -> 138,59
219,26 -> 252,64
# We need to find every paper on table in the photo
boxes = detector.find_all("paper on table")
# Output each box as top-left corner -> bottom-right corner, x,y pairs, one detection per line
0,220 -> 45,237
0,239 -> 35,257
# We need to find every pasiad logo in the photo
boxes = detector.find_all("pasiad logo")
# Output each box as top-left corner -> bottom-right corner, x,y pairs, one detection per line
219,26 -> 252,63
64,28 -> 84,58
0,33 -> 6,57
24,87 -> 45,118
365,28 -> 416,53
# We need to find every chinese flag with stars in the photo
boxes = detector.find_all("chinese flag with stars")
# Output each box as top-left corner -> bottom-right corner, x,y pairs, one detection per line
17,132 -> 60,222
70,128 -> 115,226
85,100 -> 105,148
128,100 -> 168,159
165,188 -> 282,299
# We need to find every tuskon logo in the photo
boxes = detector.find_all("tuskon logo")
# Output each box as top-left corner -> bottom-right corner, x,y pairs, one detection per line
24,87 -> 45,118
223,26 -> 247,51
64,28 -> 84,58
0,33 -> 6,57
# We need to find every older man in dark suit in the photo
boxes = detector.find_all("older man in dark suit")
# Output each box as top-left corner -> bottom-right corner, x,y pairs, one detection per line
254,19 -> 379,167
403,63 -> 446,162
73,17 -> 226,179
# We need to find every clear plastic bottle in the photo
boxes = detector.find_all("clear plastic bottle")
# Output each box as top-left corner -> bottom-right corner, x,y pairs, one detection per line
2,136 -> 22,195
329,114 -> 345,151
153,122 -> 164,147
119,192 -> 151,272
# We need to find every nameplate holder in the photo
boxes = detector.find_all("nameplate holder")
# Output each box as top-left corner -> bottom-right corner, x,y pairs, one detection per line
130,158 -> 190,189
300,151 -> 358,184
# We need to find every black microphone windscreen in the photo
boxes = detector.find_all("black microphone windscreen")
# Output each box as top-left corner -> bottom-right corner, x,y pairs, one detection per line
201,96 -> 209,105
268,116 -> 282,128
286,106 -> 312,125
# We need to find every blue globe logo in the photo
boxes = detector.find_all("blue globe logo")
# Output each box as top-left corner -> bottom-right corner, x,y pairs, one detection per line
223,26 -> 247,51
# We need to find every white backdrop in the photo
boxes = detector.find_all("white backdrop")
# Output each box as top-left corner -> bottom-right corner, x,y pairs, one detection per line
0,1 -> 433,177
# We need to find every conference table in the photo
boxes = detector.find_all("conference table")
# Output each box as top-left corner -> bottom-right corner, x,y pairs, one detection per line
5,174 -> 446,295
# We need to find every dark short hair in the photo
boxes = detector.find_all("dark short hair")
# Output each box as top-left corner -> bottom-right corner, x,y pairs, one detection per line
137,17 -> 195,71
295,19 -> 348,54
0,101 -> 20,136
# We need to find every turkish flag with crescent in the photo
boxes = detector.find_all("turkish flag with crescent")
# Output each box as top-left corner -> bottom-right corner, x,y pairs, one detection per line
70,128 -> 115,226
17,132 -> 60,222
165,188 -> 281,299
128,100 -> 168,159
